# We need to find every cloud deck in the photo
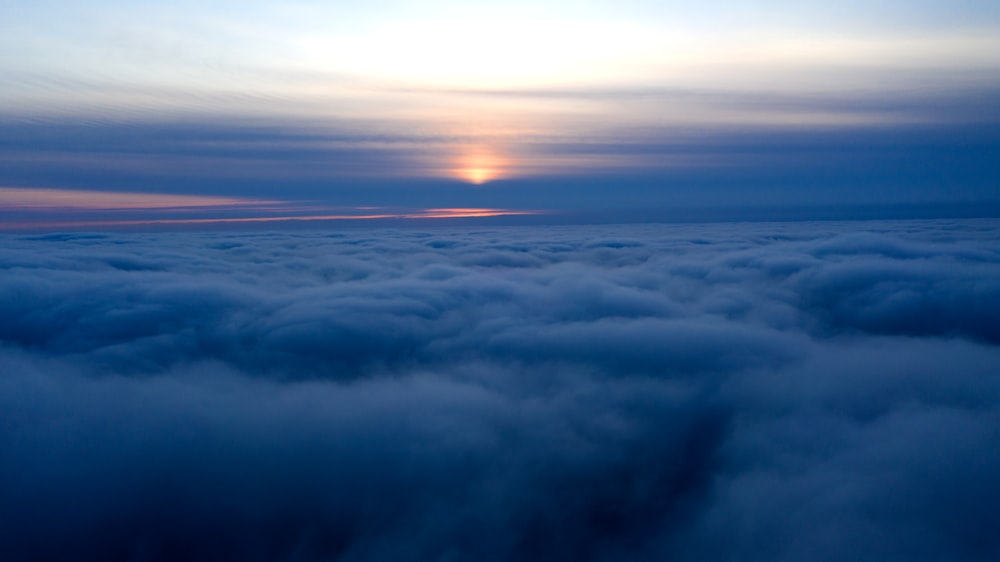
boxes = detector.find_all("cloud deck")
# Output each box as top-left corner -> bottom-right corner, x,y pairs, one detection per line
2,219 -> 999,561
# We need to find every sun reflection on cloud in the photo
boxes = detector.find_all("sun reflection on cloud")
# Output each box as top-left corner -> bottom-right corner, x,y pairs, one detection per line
0,187 -> 542,230
0,187 -> 279,210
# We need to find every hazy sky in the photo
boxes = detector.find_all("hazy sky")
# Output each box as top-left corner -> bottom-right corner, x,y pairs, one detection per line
2,0 -> 999,226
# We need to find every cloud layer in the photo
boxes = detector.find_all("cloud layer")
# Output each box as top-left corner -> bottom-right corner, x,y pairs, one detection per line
2,220 -> 999,561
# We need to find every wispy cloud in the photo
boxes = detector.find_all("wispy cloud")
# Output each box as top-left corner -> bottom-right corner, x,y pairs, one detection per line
0,186 -> 282,209
1,2 -> 998,219
0,187 -> 541,230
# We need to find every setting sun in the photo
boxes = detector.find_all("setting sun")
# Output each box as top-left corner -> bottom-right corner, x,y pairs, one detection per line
455,149 -> 506,184
463,167 -> 494,185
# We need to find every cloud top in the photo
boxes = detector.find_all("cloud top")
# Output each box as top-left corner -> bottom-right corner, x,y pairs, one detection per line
1,219 -> 999,561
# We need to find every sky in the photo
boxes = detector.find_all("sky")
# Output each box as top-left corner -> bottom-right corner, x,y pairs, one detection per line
1,0 -> 999,226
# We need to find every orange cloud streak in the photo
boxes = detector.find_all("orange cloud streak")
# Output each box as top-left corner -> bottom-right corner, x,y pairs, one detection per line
0,187 -> 281,210
1,206 -> 542,230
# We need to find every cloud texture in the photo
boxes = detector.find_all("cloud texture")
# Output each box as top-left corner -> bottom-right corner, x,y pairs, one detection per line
1,220 -> 999,561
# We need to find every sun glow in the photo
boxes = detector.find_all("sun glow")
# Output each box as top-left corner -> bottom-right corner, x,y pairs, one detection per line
455,149 -> 506,184
297,18 -> 661,89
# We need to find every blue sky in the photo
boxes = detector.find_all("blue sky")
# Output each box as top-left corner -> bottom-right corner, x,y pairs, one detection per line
2,0 -> 999,227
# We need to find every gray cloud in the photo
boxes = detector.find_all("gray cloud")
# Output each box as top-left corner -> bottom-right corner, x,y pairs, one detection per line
1,219 -> 999,561
2,110 -> 998,219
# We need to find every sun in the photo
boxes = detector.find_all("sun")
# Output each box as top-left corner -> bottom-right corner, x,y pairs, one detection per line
455,149 -> 505,185
463,167 -> 495,185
